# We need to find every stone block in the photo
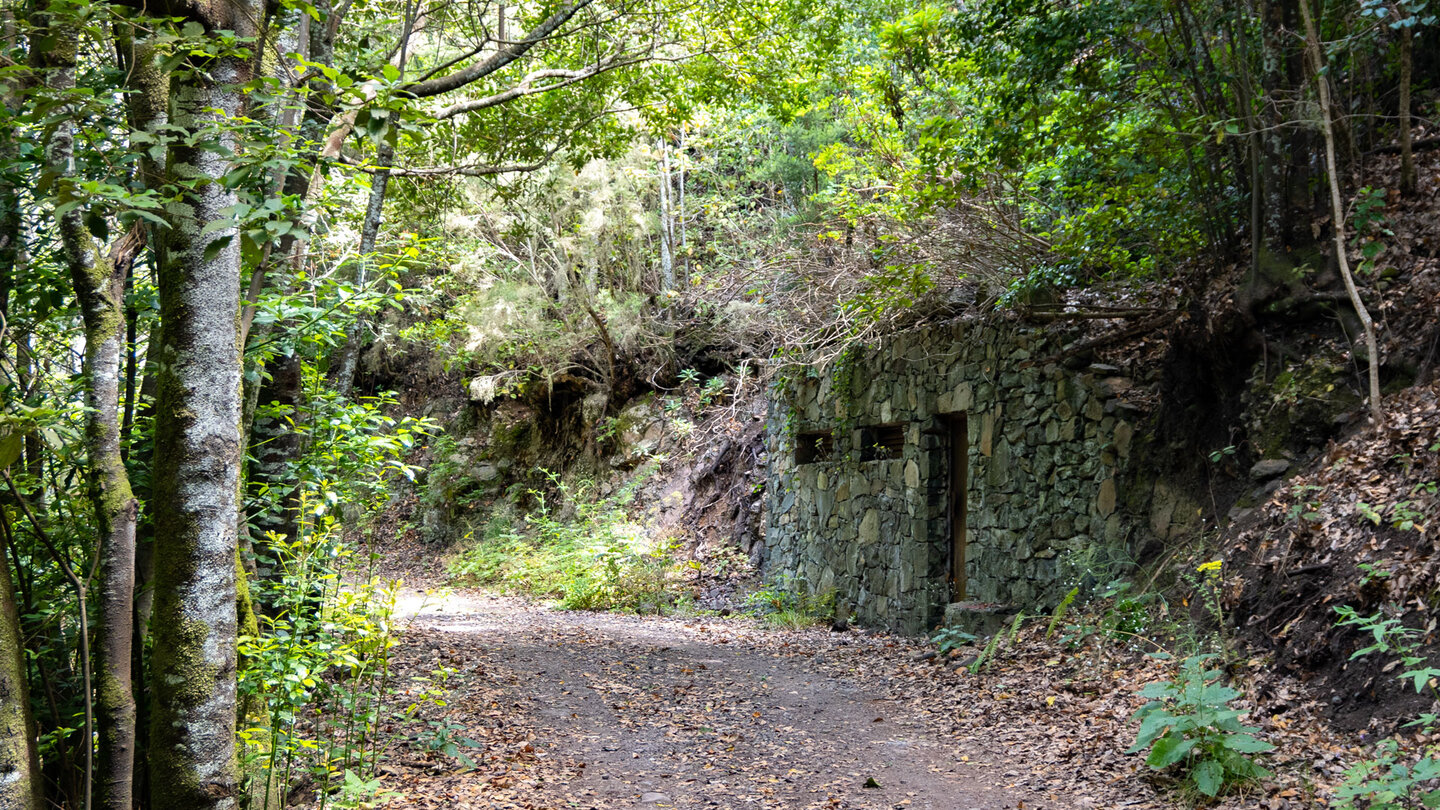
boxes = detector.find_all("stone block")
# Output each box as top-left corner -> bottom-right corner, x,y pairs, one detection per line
954,382 -> 974,411
859,509 -> 880,545
1097,478 -> 1117,517
1250,458 -> 1290,480
1115,421 -> 1134,458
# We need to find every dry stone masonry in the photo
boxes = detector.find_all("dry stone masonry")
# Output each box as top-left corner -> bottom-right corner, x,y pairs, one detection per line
764,318 -> 1166,634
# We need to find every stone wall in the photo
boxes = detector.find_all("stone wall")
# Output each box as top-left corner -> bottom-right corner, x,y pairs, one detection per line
764,318 -> 1157,634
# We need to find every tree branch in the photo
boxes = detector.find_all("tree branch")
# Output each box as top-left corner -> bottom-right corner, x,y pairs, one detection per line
400,0 -> 597,98
434,52 -> 644,118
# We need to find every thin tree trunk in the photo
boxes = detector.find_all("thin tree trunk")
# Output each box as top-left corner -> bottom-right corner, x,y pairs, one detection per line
658,139 -> 673,291
676,129 -> 686,279
1257,0 -> 1291,253
329,139 -> 391,397
1299,0 -> 1384,426
1398,24 -> 1414,195
5,472 -> 92,810
0,533 -> 41,810
149,46 -> 249,810
48,24 -> 143,805
34,9 -> 119,806
332,4 -> 414,397
57,184 -> 141,810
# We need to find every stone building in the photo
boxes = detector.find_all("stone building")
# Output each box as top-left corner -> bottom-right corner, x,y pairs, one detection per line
763,318 -> 1166,634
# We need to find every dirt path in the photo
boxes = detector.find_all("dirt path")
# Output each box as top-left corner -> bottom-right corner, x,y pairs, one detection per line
385,590 -> 1070,810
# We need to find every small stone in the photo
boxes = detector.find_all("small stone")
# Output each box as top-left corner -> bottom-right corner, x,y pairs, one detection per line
1250,458 -> 1291,480
640,792 -> 671,804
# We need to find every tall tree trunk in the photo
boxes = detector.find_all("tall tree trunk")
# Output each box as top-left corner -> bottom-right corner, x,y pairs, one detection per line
1257,0 -> 1292,257
57,177 -> 141,810
47,18 -> 143,806
1299,0 -> 1383,426
0,168 -> 43,810
148,47 -> 249,810
0,539 -> 41,810
1398,24 -> 1415,195
676,129 -> 687,279
77,237 -> 141,810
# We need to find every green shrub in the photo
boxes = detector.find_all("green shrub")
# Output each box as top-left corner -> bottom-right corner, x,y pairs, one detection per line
1333,738 -> 1440,810
1128,654 -> 1274,798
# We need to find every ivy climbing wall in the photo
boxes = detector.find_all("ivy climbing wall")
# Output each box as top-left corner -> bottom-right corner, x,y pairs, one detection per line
764,318 -> 1166,634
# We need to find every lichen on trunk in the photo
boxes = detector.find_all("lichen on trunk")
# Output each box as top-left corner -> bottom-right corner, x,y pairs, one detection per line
148,49 -> 249,810
0,546 -> 41,810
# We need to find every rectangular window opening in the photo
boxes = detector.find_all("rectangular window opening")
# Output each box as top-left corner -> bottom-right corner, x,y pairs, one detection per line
795,430 -> 834,464
859,424 -> 906,461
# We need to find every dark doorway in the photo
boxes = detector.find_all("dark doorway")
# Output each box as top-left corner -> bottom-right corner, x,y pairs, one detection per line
944,413 -> 968,601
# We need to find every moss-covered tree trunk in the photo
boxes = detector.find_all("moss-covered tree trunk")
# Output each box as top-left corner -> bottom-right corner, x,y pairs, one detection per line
70,237 -> 140,810
45,23 -> 141,810
148,44 -> 251,810
117,35 -> 169,806
0,534 -> 41,810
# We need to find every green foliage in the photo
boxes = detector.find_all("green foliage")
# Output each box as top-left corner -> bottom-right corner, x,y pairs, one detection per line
742,573 -> 835,628
1334,738 -> 1440,810
1334,606 -> 1440,695
1128,654 -> 1274,798
251,370 -> 434,520
1058,579 -> 1172,652
239,501 -> 400,809
964,612 -> 1027,674
1356,499 -> 1429,533
447,468 -> 687,613
968,628 -> 1006,675
931,626 -> 979,655
1286,484 -> 1325,524
1046,587 -> 1079,640
414,719 -> 486,769
1331,605 -> 1440,808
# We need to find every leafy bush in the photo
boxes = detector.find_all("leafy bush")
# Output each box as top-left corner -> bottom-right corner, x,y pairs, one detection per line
1128,654 -> 1274,798
240,500 -> 400,809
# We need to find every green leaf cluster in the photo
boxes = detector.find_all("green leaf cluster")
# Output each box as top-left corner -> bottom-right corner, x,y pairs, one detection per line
1128,654 -> 1274,798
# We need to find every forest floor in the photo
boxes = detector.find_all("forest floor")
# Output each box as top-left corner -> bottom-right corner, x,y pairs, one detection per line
364,586 -> 1360,810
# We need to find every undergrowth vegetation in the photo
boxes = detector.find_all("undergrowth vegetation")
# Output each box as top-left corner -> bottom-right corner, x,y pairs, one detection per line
741,573 -> 836,629
924,555 -> 1282,801
448,468 -> 692,613
445,472 -> 843,627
